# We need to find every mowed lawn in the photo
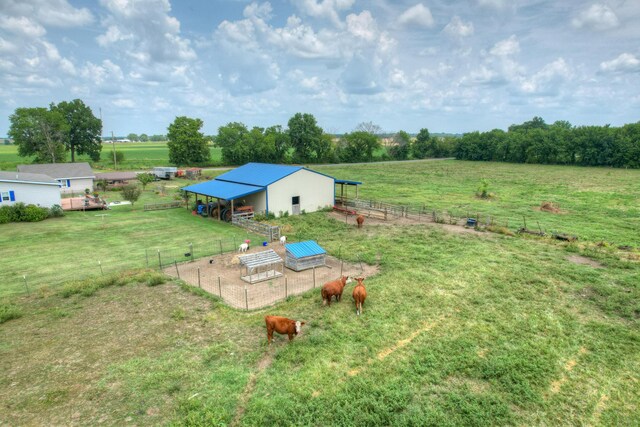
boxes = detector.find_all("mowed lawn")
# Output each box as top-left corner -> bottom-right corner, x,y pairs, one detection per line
0,142 -> 223,171
317,160 -> 640,246
1,160 -> 639,425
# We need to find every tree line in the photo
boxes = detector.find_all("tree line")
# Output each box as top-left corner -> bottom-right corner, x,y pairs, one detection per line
455,117 -> 640,168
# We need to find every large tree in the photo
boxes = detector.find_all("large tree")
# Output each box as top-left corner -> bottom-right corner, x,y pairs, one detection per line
339,131 -> 380,162
389,130 -> 411,160
167,116 -> 210,166
287,113 -> 324,163
412,128 -> 431,159
9,108 -> 68,163
51,99 -> 102,162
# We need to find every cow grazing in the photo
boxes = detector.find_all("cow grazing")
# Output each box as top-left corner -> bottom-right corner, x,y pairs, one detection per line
265,315 -> 305,345
352,277 -> 367,316
238,242 -> 249,253
356,215 -> 365,228
280,235 -> 287,245
321,275 -> 351,306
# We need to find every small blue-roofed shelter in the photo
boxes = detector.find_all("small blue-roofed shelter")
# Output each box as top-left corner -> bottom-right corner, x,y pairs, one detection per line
181,163 -> 342,221
285,240 -> 327,271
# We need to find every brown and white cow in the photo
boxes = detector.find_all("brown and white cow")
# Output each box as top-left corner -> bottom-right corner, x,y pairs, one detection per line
265,315 -> 305,345
321,275 -> 351,306
356,215 -> 365,228
352,277 -> 367,316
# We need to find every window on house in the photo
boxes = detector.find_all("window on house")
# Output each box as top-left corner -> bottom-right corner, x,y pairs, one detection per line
58,179 -> 68,188
1,192 -> 9,201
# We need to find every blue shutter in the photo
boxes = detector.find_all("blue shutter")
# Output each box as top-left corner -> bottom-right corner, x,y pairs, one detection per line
9,191 -> 15,201
66,179 -> 71,187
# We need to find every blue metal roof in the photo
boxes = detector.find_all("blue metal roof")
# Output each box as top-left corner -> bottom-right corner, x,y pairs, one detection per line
215,163 -> 304,187
335,179 -> 362,185
182,180 -> 264,200
286,240 -> 326,259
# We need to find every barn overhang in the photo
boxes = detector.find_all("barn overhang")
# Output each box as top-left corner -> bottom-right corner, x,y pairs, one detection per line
182,180 -> 264,200
335,179 -> 362,201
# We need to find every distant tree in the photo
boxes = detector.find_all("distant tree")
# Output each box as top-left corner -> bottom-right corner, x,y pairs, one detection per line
216,122 -> 250,165
139,133 -> 149,142
136,172 -> 155,189
508,116 -> 548,133
121,183 -> 142,207
9,107 -> 68,163
150,134 -> 166,141
412,128 -> 431,159
264,125 -> 290,163
355,121 -> 382,135
127,133 -> 138,142
389,130 -> 410,160
167,116 -> 210,166
339,131 -> 380,162
287,113 -> 324,163
51,99 -> 102,162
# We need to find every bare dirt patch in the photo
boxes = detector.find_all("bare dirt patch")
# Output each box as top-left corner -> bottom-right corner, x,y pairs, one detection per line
166,242 -> 379,310
327,211 -> 487,236
567,255 -> 604,268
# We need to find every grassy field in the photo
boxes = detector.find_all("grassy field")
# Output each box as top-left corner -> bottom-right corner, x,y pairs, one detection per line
317,160 -> 640,246
0,142 -> 223,171
1,160 -> 639,425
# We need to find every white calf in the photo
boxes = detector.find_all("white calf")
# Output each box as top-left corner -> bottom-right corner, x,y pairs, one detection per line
238,243 -> 249,253
280,235 -> 287,245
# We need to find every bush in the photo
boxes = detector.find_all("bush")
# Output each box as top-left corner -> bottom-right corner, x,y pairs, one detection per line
48,204 -> 64,218
0,206 -> 11,224
9,202 -> 26,222
23,204 -> 49,222
0,302 -> 23,324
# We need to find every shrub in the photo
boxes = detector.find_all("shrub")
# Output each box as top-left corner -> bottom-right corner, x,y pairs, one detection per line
0,302 -> 23,324
48,204 -> 64,218
23,204 -> 49,222
9,202 -> 26,222
121,183 -> 142,206
0,206 -> 11,224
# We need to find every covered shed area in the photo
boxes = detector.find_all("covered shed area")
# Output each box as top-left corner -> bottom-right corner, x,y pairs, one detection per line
238,249 -> 284,284
181,180 -> 263,221
335,178 -> 362,204
285,240 -> 327,272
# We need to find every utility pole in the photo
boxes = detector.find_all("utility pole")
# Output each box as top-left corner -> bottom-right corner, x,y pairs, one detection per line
111,131 -> 117,169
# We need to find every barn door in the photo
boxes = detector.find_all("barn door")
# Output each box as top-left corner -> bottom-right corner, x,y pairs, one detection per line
292,196 -> 300,215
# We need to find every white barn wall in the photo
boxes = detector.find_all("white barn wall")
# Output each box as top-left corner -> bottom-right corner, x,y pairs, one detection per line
267,169 -> 333,215
241,192 -> 267,214
0,182 -> 61,207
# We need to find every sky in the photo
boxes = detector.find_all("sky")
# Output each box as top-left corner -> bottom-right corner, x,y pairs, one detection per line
1,0 -> 639,136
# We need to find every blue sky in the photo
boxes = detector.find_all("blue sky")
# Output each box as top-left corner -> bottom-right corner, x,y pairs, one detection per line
1,0 -> 639,136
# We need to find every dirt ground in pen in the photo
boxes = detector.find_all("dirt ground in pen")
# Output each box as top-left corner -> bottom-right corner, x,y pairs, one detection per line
164,242 -> 379,310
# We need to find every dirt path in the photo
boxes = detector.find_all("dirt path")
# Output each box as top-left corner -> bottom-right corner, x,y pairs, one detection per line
230,351 -> 275,427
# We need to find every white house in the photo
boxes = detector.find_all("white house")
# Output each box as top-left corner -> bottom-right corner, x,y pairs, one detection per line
17,163 -> 95,195
182,163 -> 344,217
0,172 -> 62,208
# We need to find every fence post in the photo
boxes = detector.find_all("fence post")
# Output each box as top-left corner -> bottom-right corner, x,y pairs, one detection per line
285,277 -> 288,297
174,261 -> 180,279
313,267 -> 316,288
145,249 -> 149,267
23,275 -> 30,295
197,267 -> 201,288
218,276 -> 222,297
245,286 -> 249,311
189,243 -> 194,262
219,240 -> 223,255
98,260 -> 103,275
157,249 -> 162,271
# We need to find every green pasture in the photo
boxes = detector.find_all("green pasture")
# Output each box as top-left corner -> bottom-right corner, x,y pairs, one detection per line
1,160 -> 639,425
317,160 -> 640,246
0,142 -> 223,171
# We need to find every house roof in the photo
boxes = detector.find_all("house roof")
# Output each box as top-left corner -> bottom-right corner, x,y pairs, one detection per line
0,171 -> 61,186
216,163 -> 303,187
17,162 -> 95,179
182,180 -> 264,200
286,240 -> 326,258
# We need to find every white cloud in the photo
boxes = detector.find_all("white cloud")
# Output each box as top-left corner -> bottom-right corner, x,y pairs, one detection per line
81,60 -> 124,88
600,53 -> 640,73
398,4 -> 434,28
521,58 -> 572,95
572,4 -> 619,31
443,16 -> 474,39
292,0 -> 355,26
490,35 -> 519,56
477,0 -> 509,10
346,11 -> 378,42
1,0 -> 93,28
112,98 -> 136,108
97,0 -> 196,65
0,16 -> 46,38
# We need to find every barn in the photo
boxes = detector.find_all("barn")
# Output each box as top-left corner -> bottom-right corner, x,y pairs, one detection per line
0,172 -> 62,208
285,240 -> 327,271
182,163 -> 338,219
17,163 -> 95,195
